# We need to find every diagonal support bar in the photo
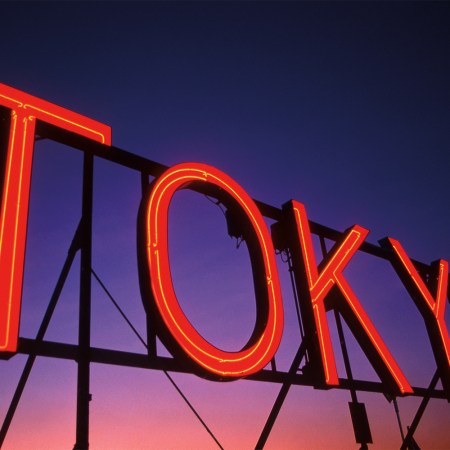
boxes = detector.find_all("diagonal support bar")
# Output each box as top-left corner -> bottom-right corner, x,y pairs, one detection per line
255,340 -> 307,449
400,369 -> 440,450
0,221 -> 82,448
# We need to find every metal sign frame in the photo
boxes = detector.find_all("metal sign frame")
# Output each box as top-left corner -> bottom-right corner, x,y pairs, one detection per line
0,88 -> 448,449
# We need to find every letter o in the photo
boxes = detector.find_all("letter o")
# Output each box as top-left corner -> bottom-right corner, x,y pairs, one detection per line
138,162 -> 284,378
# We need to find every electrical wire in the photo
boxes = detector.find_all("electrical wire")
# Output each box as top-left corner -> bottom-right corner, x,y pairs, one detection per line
204,194 -> 226,216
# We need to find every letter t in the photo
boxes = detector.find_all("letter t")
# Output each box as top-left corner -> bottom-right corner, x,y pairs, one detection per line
0,83 -> 111,354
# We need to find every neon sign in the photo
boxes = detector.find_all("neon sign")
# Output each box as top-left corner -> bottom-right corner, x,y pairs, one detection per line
380,237 -> 450,394
0,83 -> 111,354
137,163 -> 283,378
0,84 -> 448,398
274,200 -> 413,394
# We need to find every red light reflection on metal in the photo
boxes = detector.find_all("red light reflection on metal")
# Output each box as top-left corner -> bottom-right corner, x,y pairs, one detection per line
0,83 -> 111,353
141,162 -> 283,378
288,200 -> 413,394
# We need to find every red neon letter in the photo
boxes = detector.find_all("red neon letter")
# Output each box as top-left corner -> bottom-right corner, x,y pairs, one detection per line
280,200 -> 412,394
0,83 -> 111,354
138,162 -> 283,378
381,237 -> 450,396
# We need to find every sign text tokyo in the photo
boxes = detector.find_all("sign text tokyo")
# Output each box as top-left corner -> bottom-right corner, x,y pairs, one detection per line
0,83 -> 448,398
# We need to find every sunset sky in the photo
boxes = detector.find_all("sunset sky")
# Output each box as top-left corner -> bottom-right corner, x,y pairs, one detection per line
0,1 -> 449,449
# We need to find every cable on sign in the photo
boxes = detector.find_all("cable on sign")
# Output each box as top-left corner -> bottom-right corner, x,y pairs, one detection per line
204,194 -> 226,217
204,194 -> 246,250
91,268 -> 225,450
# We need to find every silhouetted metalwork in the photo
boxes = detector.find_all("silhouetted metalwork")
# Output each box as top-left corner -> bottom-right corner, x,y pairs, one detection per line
0,124 -> 448,449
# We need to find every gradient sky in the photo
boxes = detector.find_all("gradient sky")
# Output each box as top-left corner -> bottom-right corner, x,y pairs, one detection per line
0,1 -> 449,449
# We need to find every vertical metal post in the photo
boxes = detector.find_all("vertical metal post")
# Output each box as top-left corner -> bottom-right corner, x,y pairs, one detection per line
334,310 -> 358,403
73,153 -> 94,450
140,172 -> 157,358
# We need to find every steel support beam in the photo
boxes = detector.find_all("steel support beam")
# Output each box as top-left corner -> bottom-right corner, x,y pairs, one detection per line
0,122 -> 443,449
73,154 -> 94,450
400,370 -> 440,450
15,337 -> 448,400
0,223 -> 81,447
255,341 -> 308,449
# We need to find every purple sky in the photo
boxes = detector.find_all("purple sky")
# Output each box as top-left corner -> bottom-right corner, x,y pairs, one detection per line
0,2 -> 449,448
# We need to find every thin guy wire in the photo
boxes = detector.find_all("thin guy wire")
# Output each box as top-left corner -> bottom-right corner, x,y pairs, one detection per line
91,268 -> 225,450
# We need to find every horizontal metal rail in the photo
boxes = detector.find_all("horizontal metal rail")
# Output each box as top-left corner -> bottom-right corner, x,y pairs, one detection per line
36,125 -> 435,274
17,338 -> 447,399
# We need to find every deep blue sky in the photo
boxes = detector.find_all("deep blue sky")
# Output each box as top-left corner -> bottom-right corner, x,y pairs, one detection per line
3,2 -> 450,252
0,2 -> 449,449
